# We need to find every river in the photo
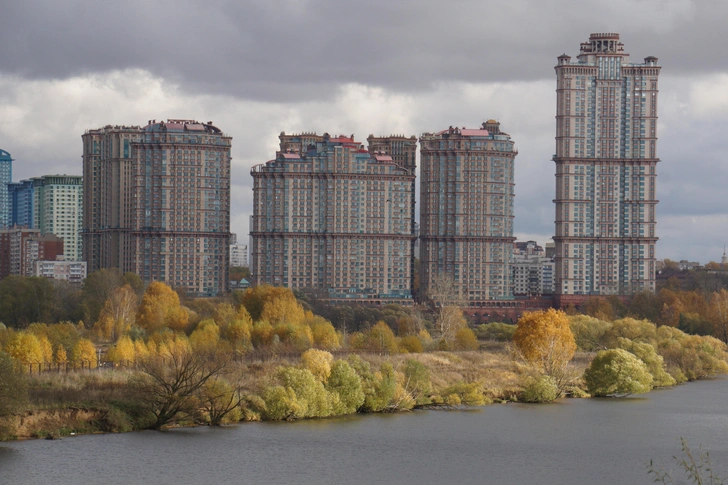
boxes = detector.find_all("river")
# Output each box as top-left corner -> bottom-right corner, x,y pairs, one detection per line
1,377 -> 727,484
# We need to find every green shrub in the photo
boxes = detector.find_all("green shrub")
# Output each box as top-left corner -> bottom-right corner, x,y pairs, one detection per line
568,315 -> 611,351
476,322 -> 516,341
584,348 -> 653,397
439,382 -> 488,406
520,375 -> 559,403
403,359 -> 431,404
326,360 -> 364,415
616,338 -> 675,387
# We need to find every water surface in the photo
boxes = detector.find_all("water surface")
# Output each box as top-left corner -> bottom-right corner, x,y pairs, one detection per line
2,377 -> 727,484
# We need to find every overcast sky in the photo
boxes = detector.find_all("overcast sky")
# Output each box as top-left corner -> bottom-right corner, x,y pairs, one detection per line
1,0 -> 726,263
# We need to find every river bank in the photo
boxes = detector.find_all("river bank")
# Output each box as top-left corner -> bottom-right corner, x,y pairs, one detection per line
4,345 -> 571,440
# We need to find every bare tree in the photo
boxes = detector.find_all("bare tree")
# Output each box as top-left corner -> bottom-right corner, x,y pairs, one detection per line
134,350 -> 230,429
426,273 -> 466,339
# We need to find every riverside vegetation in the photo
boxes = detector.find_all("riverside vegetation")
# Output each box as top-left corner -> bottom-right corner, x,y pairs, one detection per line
1,273 -> 728,440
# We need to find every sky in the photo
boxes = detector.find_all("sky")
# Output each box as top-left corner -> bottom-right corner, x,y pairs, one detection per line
1,0 -> 727,263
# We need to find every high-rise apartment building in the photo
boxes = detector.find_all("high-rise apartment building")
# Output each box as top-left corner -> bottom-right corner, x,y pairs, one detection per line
0,149 -> 12,229
82,120 -> 232,296
31,175 -> 83,261
8,180 -> 34,227
251,133 -> 416,302
554,33 -> 659,296
419,121 -> 516,303
82,124 -> 142,272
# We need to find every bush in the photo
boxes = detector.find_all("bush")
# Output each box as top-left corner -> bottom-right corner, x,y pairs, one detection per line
616,338 -> 675,387
520,375 -> 559,403
301,349 -> 334,382
568,315 -> 611,351
326,360 -> 365,415
584,348 -> 653,397
439,382 -> 488,406
453,327 -> 479,351
398,335 -> 423,353
403,359 -> 431,404
476,322 -> 516,342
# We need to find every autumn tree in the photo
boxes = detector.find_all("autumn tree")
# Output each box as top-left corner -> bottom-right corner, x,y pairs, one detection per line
241,285 -> 296,321
136,282 -> 189,333
71,339 -> 98,369
81,268 -> 142,324
190,320 -> 221,353
302,349 -> 334,382
3,332 -> 44,366
108,335 -> 136,365
584,348 -> 653,397
513,309 -> 576,391
426,273 -> 466,340
94,284 -> 139,341
709,289 -> 728,343
134,349 -> 231,429
199,377 -> 243,426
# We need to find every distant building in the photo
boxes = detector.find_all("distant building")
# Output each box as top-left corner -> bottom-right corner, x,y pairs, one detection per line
32,258 -> 87,284
0,226 -> 64,279
230,239 -> 248,267
32,175 -> 83,261
82,120 -> 232,296
8,180 -> 34,228
554,33 -> 660,296
0,149 -> 13,229
251,132 -> 416,303
419,121 -> 516,304
512,241 -> 555,296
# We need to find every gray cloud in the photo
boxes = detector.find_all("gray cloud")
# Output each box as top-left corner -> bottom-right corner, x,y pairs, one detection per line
1,0 -> 725,101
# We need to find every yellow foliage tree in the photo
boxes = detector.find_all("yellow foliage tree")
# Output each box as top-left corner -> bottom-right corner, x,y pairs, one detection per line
38,335 -> 53,363
135,282 -> 189,333
225,318 -> 252,352
306,316 -> 340,350
134,339 -> 149,359
71,339 -> 98,369
513,309 -> 576,382
241,285 -> 295,321
94,284 -> 138,340
110,335 -> 136,365
261,294 -> 306,327
301,349 -> 334,382
4,332 -> 44,366
190,320 -> 221,352
54,346 -> 68,366
251,321 -> 274,348
368,321 -> 398,353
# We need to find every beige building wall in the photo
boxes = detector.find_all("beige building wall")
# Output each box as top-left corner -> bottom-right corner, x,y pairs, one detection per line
554,33 -> 659,295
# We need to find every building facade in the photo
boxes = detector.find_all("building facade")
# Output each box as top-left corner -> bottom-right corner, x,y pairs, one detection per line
419,121 -> 516,303
251,133 -> 416,302
31,175 -> 83,261
32,258 -> 87,284
82,124 -> 142,273
0,227 -> 64,279
230,233 -> 248,267
7,180 -> 34,228
512,241 -> 555,297
554,33 -> 660,296
0,149 -> 12,229
82,120 -> 232,296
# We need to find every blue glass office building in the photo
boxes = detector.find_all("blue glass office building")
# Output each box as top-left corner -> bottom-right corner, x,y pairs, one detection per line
0,149 -> 13,229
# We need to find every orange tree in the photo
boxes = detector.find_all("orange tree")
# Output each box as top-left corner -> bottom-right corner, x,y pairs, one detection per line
513,308 -> 576,391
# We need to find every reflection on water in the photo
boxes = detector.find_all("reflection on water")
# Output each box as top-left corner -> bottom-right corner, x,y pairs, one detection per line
2,377 -> 727,485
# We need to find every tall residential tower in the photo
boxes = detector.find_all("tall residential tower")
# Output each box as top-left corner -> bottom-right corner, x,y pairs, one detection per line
554,33 -> 659,297
82,120 -> 232,296
419,121 -> 516,303
251,133 -> 416,303
0,149 -> 13,229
